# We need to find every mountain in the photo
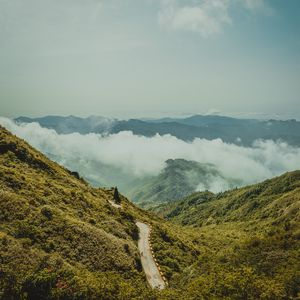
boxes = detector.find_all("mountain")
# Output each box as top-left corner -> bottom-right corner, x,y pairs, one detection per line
155,170 -> 300,226
127,159 -> 240,207
43,155 -> 238,208
149,115 -> 300,146
110,119 -> 225,141
15,115 -> 116,134
148,114 -> 255,127
15,114 -> 300,146
1,125 -> 299,299
0,125 -> 156,299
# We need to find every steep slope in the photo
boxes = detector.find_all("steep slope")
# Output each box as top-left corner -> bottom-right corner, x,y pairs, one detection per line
0,125 -> 156,299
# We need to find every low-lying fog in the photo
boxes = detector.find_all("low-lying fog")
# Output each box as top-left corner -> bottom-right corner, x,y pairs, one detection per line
1,117 -> 300,195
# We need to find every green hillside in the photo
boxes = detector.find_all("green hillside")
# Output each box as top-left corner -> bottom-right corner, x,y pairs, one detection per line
156,171 -> 300,226
0,125 -> 156,299
152,172 -> 300,299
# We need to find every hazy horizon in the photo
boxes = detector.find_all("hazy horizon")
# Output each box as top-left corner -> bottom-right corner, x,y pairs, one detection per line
3,111 -> 300,122
1,0 -> 299,119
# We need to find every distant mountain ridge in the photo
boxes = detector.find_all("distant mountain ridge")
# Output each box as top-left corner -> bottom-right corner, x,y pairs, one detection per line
127,158 -> 240,207
15,114 -> 300,146
15,115 -> 116,134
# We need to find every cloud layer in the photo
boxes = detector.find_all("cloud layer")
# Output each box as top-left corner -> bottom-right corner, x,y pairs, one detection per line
158,0 -> 271,37
1,117 -> 299,193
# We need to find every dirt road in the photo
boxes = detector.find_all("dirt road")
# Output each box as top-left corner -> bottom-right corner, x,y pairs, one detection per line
108,199 -> 122,209
136,221 -> 166,290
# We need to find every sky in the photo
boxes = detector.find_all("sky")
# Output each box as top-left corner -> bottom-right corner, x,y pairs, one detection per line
0,0 -> 299,119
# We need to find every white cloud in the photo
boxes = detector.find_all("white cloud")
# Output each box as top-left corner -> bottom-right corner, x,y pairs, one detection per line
1,117 -> 299,194
158,0 -> 232,37
158,0 -> 272,37
196,175 -> 231,193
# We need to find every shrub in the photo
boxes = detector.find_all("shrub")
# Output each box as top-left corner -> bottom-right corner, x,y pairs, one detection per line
41,206 -> 53,220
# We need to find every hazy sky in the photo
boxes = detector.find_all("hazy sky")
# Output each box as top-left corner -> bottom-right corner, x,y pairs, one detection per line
0,0 -> 299,119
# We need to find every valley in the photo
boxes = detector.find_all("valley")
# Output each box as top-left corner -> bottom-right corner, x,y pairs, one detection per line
0,125 -> 299,299
2,115 -> 300,212
2,0 -> 299,298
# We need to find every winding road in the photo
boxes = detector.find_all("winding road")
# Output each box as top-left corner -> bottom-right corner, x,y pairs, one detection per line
108,199 -> 122,209
136,222 -> 166,290
107,198 -> 166,289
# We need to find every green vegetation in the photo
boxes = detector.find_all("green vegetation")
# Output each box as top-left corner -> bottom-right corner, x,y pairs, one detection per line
1,125 -> 299,299
0,126 -> 156,299
151,172 -> 300,299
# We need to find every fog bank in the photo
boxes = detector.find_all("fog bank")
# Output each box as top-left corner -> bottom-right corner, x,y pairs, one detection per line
1,117 -> 299,192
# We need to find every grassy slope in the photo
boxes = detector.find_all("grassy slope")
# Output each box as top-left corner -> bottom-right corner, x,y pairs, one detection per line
150,172 -> 300,299
0,125 -> 202,300
158,171 -> 300,226
0,126 -> 161,299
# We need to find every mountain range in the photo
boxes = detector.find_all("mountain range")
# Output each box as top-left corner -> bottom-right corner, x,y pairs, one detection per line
12,114 -> 300,208
15,114 -> 300,146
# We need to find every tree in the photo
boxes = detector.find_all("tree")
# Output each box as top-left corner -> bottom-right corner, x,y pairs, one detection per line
113,187 -> 121,204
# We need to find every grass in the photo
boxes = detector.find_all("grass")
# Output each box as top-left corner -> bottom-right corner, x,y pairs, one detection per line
0,126 -> 158,299
150,172 -> 300,299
